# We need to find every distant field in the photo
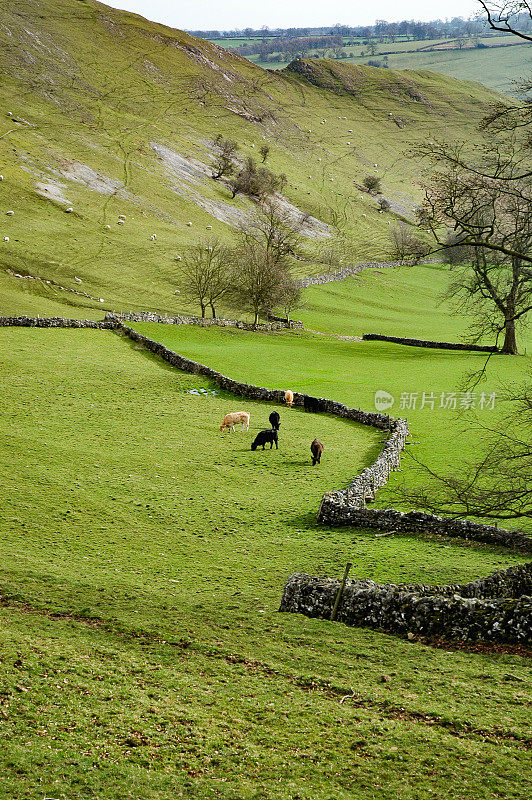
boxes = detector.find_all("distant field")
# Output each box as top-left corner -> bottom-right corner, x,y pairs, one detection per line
355,43 -> 529,95
211,33 -> 528,94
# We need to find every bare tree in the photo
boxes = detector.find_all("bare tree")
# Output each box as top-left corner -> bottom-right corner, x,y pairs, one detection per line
395,384 -> 532,521
240,201 -> 303,262
363,175 -> 381,194
418,144 -> 532,353
390,223 -> 431,264
276,274 -> 302,323
227,244 -> 287,325
259,144 -> 270,163
477,1 -> 532,41
211,135 -> 239,180
227,204 -> 302,325
177,237 -> 231,318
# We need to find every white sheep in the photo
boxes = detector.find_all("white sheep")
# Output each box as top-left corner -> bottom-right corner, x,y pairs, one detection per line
206,225 -> 212,230
176,255 -> 182,261
6,210 -> 14,216
3,236 -> 9,242
0,175 -> 3,181
74,276 -> 82,283
187,222 -> 192,227
65,207 -> 73,213
118,214 -> 126,220
117,219 -> 124,225
150,234 -> 157,240
104,224 -> 111,230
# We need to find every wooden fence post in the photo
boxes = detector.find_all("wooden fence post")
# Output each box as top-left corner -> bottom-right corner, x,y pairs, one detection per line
330,562 -> 352,621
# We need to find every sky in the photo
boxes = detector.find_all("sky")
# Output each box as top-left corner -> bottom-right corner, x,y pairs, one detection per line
101,0 -> 482,32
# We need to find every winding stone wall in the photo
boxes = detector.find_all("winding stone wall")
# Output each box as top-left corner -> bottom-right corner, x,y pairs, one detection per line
2,314 -> 529,641
362,333 -> 498,353
279,564 -> 532,644
119,325 -> 396,430
105,311 -> 303,331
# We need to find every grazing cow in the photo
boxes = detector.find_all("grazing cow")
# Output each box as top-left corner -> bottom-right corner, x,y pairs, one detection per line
311,438 -> 324,465
284,390 -> 294,408
269,411 -> 280,430
303,395 -> 326,413
251,429 -> 278,450
220,411 -> 250,433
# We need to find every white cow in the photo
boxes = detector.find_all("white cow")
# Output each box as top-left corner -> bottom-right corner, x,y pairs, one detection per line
220,411 -> 250,433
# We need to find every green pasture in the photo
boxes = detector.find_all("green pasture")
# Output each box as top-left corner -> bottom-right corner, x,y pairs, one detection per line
131,319 -> 531,530
0,326 -> 530,800
299,264 -> 471,341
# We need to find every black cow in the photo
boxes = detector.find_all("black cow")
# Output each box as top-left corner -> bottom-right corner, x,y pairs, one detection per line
251,429 -> 278,450
269,411 -> 280,430
303,395 -> 326,413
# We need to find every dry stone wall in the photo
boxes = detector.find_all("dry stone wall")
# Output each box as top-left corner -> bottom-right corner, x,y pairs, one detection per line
362,333 -> 498,353
317,503 -> 532,553
279,564 -> 532,644
298,261 -> 398,288
0,315 -> 117,329
105,311 -> 303,331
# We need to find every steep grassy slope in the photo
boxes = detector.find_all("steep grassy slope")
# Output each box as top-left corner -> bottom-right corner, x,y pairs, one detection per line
0,327 -> 529,800
0,0 -> 503,318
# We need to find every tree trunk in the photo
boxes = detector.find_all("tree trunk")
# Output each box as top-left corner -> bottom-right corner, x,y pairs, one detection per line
501,316 -> 518,354
210,304 -> 216,318
253,310 -> 259,326
200,305 -> 206,318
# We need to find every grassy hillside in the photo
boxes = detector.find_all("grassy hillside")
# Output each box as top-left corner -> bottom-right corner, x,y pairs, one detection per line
0,326 -> 529,800
0,0 -> 505,318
